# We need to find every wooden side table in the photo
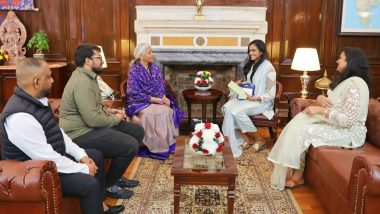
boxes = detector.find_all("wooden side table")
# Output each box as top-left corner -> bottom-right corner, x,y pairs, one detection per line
182,88 -> 223,124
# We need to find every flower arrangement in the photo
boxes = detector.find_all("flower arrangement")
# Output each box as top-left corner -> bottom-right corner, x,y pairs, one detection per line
0,49 -> 9,64
189,122 -> 224,155
194,71 -> 213,87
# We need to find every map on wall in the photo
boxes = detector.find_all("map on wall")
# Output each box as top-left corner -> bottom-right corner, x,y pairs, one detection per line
0,0 -> 35,11
341,0 -> 380,34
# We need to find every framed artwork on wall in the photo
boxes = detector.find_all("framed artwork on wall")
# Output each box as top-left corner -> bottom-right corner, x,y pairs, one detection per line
338,0 -> 380,36
0,0 -> 35,11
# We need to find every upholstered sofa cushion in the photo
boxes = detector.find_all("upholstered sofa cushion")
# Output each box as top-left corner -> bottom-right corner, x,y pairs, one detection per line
366,99 -> 380,149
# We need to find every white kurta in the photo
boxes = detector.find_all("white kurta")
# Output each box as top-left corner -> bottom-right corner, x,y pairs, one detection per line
222,59 -> 276,157
268,77 -> 369,190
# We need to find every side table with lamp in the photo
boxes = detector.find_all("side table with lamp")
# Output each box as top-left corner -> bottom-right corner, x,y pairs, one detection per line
291,48 -> 321,99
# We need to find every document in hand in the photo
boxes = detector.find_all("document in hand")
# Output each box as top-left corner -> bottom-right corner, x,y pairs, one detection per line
227,81 -> 255,100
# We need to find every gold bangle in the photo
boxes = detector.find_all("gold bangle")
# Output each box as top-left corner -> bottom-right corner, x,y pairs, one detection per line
324,109 -> 330,118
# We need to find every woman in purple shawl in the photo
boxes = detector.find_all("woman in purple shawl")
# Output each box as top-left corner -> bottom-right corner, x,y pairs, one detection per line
125,43 -> 184,160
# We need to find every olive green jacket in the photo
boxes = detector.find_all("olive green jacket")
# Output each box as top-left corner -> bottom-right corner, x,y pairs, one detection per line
59,67 -> 121,139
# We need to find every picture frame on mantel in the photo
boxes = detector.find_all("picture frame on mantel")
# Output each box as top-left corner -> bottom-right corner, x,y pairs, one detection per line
337,0 -> 380,36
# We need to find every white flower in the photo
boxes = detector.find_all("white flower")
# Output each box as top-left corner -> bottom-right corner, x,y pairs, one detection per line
202,129 -> 215,143
194,77 -> 201,84
208,77 -> 214,83
197,71 -> 204,76
211,123 -> 220,133
189,135 -> 199,146
202,140 -> 219,155
190,122 -> 224,155
194,123 -> 204,132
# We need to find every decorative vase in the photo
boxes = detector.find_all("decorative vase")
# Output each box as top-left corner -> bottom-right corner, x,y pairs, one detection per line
195,85 -> 211,91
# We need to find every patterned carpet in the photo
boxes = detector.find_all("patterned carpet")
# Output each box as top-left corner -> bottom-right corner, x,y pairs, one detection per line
119,148 -> 301,214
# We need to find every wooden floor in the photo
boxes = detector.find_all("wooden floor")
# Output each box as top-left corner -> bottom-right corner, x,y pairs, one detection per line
107,128 -> 327,214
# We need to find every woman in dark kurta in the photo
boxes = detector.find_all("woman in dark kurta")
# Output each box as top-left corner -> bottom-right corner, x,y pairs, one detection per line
125,43 -> 184,160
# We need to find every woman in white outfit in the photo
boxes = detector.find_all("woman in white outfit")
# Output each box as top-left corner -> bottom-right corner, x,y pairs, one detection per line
222,39 -> 276,158
268,47 -> 370,190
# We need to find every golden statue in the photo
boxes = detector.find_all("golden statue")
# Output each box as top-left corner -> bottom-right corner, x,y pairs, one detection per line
195,0 -> 204,20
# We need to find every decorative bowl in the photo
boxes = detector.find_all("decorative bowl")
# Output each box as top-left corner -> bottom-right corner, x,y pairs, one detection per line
195,85 -> 212,91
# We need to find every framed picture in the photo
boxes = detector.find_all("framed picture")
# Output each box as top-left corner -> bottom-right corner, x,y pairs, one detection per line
338,0 -> 380,36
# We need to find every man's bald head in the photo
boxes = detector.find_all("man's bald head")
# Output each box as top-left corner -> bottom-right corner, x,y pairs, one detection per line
16,58 -> 47,88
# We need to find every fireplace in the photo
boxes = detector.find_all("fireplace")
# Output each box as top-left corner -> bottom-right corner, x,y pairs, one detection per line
134,5 -> 268,121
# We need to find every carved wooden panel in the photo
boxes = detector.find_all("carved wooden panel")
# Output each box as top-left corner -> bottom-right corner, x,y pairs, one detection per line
0,0 -> 68,61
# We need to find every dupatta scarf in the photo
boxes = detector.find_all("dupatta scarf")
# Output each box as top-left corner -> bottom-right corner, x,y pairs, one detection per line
125,60 -> 184,127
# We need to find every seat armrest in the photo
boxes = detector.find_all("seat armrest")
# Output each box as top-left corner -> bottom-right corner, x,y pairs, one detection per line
0,160 -> 62,213
290,98 -> 319,117
349,155 -> 380,213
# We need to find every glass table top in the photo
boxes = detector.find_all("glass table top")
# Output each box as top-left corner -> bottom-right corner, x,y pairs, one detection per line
183,139 -> 225,169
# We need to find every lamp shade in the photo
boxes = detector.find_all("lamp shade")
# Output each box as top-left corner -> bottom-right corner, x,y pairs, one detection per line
291,48 -> 320,71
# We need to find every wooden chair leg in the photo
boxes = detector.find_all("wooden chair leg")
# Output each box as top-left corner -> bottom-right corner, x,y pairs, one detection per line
269,127 -> 277,143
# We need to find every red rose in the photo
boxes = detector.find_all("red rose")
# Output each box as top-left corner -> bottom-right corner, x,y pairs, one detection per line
204,122 -> 211,129
196,131 -> 202,138
215,132 -> 221,138
202,149 -> 209,155
197,74 -> 201,77
196,80 -> 201,85
192,143 -> 198,149
202,80 -> 207,85
216,145 -> 223,153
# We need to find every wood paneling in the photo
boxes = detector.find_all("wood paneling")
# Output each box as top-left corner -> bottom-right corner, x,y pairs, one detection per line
0,0 -> 67,61
1,0 -> 380,111
136,0 -> 267,6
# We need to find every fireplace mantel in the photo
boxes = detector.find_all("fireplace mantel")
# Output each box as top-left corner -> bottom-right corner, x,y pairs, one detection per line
135,6 -> 267,50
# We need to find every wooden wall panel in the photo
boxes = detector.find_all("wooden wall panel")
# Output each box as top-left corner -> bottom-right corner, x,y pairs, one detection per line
0,0 -> 67,61
1,0 -> 380,111
136,0 -> 267,6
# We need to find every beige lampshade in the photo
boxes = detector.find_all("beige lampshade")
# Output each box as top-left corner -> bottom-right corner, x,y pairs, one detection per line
291,48 -> 320,71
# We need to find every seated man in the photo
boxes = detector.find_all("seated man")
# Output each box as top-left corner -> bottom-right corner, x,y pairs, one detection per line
59,44 -> 145,199
0,58 -> 124,214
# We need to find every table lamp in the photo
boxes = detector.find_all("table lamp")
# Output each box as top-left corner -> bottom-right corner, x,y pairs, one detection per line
291,48 -> 320,99
315,69 -> 332,96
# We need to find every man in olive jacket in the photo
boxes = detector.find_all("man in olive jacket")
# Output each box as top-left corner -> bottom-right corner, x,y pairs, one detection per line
59,44 -> 145,199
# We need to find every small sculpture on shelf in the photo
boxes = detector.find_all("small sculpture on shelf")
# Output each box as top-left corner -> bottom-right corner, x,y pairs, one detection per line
195,0 -> 204,20
0,11 -> 27,64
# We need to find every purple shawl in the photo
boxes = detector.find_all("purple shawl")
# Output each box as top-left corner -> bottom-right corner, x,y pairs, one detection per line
125,61 -> 184,127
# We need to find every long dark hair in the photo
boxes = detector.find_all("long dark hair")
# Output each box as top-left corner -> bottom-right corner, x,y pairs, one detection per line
331,47 -> 370,90
242,39 -> 267,82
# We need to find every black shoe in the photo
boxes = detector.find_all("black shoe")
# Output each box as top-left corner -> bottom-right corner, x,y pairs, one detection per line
106,185 -> 134,199
116,177 -> 140,188
104,204 -> 125,214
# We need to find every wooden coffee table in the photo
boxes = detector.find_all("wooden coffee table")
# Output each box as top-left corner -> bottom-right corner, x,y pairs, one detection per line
171,139 -> 238,214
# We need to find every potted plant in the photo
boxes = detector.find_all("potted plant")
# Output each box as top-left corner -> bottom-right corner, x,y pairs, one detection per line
27,31 -> 49,58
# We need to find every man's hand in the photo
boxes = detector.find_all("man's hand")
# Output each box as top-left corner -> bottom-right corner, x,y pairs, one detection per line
106,108 -> 120,116
80,156 -> 98,176
317,95 -> 332,108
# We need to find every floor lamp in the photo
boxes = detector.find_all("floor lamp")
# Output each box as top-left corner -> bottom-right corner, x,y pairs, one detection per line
291,48 -> 321,99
